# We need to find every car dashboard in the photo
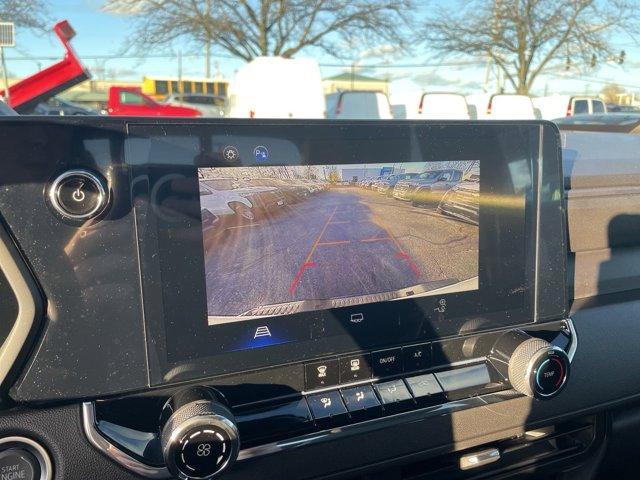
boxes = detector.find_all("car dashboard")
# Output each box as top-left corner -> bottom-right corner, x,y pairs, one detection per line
0,118 -> 638,480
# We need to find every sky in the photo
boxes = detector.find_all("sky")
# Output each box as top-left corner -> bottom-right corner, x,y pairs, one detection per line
6,0 -> 640,106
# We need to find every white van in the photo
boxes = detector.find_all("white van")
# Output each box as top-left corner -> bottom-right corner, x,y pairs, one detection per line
466,93 -> 537,120
326,91 -> 393,120
228,57 -> 325,119
532,95 -> 607,120
411,93 -> 473,120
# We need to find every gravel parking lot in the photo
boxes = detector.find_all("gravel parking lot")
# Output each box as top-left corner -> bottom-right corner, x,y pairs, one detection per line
204,186 -> 478,320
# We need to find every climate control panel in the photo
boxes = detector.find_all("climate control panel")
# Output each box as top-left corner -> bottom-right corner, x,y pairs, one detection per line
83,321 -> 575,480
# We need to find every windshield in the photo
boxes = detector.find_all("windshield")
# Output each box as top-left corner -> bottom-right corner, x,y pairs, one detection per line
2,1 -> 637,121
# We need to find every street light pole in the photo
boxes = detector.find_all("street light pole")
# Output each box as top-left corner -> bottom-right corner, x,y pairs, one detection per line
177,50 -> 182,90
0,46 -> 9,103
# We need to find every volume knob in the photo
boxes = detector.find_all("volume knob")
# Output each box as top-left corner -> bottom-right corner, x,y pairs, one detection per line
491,331 -> 570,399
160,388 -> 239,480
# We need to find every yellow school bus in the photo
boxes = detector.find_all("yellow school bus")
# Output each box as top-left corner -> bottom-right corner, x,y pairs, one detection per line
142,76 -> 229,100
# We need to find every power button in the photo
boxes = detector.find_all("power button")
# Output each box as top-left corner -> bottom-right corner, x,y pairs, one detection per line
49,170 -> 107,220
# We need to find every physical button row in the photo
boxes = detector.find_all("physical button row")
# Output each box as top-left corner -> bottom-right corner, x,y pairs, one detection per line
305,344 -> 431,390
306,373 -> 445,427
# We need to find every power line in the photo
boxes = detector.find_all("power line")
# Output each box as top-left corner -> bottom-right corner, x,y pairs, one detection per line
545,72 -> 640,90
4,52 -> 484,69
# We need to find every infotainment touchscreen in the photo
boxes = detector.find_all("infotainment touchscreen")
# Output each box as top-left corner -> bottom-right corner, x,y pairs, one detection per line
198,162 -> 480,324
128,122 -> 565,385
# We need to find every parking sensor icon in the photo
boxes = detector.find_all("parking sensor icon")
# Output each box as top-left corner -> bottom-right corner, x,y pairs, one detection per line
254,326 -> 271,339
253,145 -> 269,161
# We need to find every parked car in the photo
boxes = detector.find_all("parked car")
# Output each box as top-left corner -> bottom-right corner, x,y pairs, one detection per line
229,57 -> 325,119
467,93 -> 537,120
199,181 -> 255,248
244,178 -> 310,203
393,169 -> 462,203
298,179 -> 324,193
411,93 -> 475,120
34,97 -> 98,115
532,95 -> 606,119
391,104 -> 407,119
360,176 -> 384,189
553,113 -> 640,134
437,174 -> 480,225
205,178 -> 286,215
309,179 -> 329,191
369,176 -> 393,190
0,99 -> 17,116
107,86 -> 201,117
326,91 -> 393,120
411,170 -> 464,207
606,104 -> 640,113
376,173 -> 420,195
163,93 -> 228,117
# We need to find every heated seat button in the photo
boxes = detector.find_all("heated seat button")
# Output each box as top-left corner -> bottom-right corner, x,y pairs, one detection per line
307,391 -> 348,427
50,170 -> 107,220
371,348 -> 403,377
0,449 -> 39,480
341,385 -> 381,419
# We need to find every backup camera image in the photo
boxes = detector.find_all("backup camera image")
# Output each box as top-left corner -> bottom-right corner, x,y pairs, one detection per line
199,161 -> 479,324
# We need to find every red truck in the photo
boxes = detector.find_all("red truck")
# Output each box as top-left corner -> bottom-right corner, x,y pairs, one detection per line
0,20 -> 200,117
106,86 -> 200,117
1,20 -> 90,113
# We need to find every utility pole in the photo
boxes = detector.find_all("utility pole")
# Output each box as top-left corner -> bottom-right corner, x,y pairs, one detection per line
205,42 -> 211,79
177,50 -> 182,90
204,0 -> 211,78
351,62 -> 355,90
0,22 -> 15,104
484,0 -> 502,93
0,47 -> 9,103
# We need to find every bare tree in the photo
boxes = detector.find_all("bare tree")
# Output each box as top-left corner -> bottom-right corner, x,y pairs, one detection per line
103,0 -> 414,74
423,0 -> 640,94
600,83 -> 625,104
0,0 -> 49,30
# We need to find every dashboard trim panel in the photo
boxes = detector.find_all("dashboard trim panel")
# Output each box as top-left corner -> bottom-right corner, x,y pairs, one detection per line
0,228 -> 37,387
82,402 -> 172,479
82,392 -> 520,473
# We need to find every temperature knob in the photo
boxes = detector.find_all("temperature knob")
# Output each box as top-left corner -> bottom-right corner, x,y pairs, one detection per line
490,330 -> 570,399
160,388 -> 239,480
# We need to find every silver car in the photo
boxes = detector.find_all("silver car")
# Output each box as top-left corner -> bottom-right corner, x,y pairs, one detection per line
163,93 -> 228,117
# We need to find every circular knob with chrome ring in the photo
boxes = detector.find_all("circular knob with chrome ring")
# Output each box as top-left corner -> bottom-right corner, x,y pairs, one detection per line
160,388 -> 239,480
490,330 -> 570,399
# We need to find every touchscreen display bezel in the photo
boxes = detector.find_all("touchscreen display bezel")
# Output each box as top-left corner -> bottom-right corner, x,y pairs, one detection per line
128,122 -> 545,386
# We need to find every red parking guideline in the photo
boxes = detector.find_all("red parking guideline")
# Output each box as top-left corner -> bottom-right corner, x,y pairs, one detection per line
288,205 -> 338,295
289,262 -> 316,294
370,213 -> 422,279
395,252 -> 421,278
